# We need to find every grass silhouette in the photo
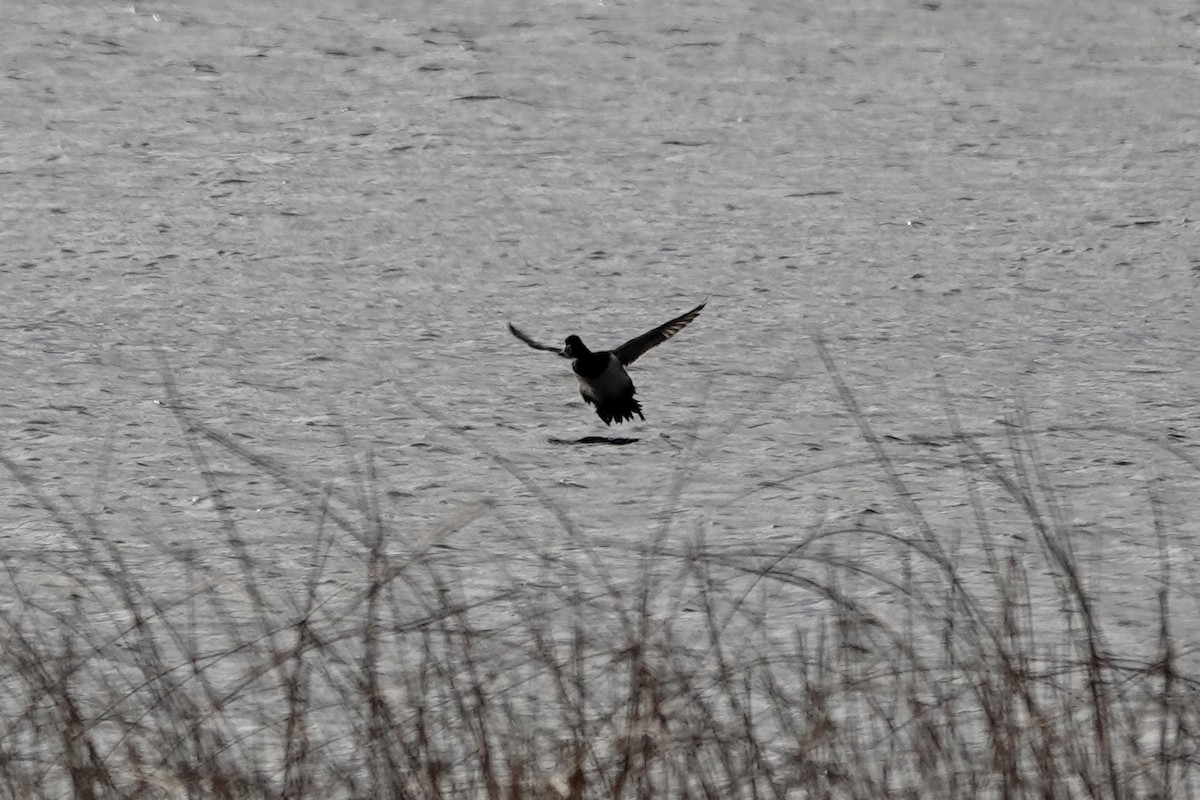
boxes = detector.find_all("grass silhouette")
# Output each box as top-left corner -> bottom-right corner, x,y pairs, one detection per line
0,350 -> 1196,799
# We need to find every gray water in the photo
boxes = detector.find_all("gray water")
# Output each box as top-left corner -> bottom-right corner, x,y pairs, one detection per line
3,0 -> 1200,784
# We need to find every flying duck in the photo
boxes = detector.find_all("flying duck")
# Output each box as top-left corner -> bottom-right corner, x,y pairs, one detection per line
508,299 -> 706,425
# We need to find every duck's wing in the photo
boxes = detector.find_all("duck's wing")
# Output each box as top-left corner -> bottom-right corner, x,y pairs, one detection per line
508,323 -> 569,357
613,299 -> 707,366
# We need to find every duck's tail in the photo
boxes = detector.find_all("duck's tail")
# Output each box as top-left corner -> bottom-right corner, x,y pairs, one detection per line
595,395 -> 644,426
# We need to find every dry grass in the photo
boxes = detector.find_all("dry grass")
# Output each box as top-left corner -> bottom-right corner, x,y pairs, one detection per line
0,351 -> 1197,799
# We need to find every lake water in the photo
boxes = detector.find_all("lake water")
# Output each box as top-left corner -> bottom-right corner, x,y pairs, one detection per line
3,0 -> 1199,789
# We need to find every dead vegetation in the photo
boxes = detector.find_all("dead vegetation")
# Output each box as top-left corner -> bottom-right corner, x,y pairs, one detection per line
0,351 -> 1197,799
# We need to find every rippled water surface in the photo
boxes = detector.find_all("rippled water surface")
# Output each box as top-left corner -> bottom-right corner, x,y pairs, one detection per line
4,0 -> 1200,673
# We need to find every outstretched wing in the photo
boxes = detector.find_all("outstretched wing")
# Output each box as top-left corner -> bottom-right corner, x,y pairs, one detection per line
508,323 -> 569,357
613,299 -> 707,366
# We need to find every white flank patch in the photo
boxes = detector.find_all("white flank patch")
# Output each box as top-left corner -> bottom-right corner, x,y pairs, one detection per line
575,354 -> 633,403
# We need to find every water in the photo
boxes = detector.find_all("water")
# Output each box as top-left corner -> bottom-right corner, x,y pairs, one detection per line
3,0 -> 1200,789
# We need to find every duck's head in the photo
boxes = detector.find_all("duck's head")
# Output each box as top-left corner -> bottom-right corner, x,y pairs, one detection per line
563,335 -> 588,359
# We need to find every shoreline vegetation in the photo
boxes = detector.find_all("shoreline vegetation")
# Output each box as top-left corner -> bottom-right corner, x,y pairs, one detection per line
1,350 -> 1197,799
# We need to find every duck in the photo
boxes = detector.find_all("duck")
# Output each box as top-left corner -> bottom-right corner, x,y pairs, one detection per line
508,299 -> 706,425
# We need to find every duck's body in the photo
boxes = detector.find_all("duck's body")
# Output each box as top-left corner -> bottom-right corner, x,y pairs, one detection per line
567,342 -> 643,425
508,300 -> 706,425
